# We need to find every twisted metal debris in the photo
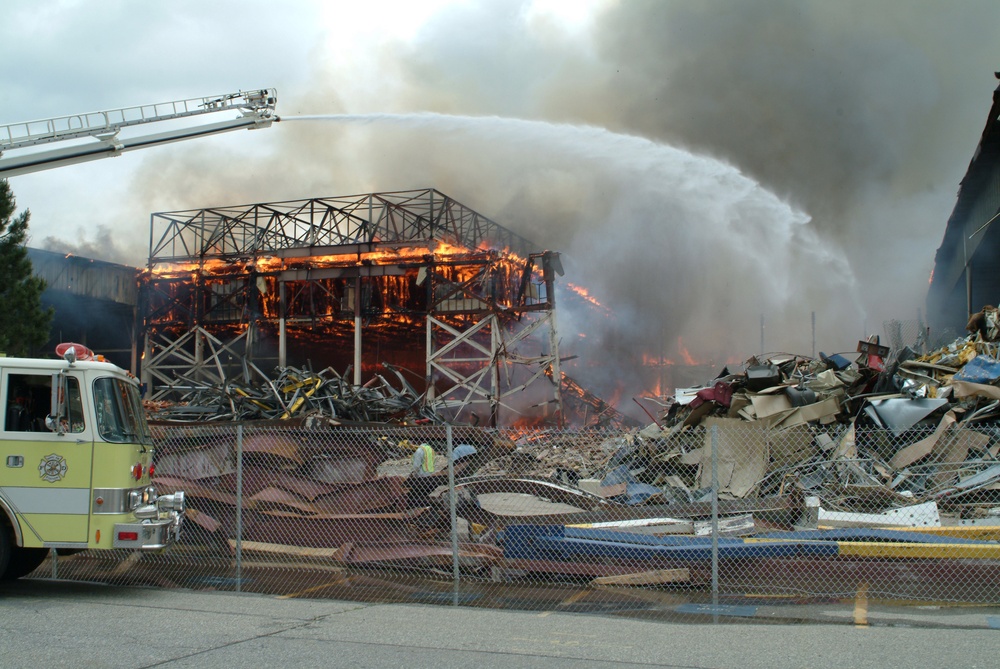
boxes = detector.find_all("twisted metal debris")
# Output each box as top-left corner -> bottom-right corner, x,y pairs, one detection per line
146,363 -> 437,424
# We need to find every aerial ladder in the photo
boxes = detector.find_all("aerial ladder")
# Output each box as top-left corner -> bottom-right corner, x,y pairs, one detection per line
0,88 -> 278,178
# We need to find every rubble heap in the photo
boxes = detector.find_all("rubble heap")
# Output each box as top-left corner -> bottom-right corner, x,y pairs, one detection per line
585,335 -> 1000,519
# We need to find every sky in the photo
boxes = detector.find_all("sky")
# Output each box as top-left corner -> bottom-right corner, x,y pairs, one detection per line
2,0 -> 999,397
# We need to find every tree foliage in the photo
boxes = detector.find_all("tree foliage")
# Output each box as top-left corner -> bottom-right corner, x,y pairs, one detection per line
0,179 -> 53,356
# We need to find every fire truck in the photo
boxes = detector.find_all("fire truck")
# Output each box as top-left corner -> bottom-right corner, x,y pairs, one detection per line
0,344 -> 185,579
0,89 -> 278,578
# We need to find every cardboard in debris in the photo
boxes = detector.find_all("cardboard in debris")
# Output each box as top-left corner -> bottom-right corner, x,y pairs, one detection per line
900,410 -> 960,470
951,379 -> 1000,401
698,417 -> 768,498
769,396 -> 841,429
768,423 -> 817,468
805,369 -> 845,392
748,392 -> 793,419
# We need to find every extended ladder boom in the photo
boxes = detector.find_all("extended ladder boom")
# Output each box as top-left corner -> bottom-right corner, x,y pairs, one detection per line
0,88 -> 277,178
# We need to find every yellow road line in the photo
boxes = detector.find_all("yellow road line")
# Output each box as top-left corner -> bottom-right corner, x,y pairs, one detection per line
854,582 -> 868,627
278,574 -> 350,599
539,589 -> 592,617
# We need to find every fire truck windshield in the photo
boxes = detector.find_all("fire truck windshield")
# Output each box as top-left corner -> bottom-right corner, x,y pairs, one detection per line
93,377 -> 152,445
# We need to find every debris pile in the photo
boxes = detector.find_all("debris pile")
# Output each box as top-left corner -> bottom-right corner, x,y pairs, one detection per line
476,430 -> 623,480
584,335 -> 1000,522
147,332 -> 1000,590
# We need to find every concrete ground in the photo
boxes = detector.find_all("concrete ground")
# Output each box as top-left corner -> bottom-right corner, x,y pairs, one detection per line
1,578 -> 997,669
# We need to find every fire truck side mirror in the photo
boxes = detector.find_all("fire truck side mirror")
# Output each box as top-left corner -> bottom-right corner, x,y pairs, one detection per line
48,372 -> 68,435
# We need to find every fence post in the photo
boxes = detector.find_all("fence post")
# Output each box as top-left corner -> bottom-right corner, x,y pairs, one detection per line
447,424 -> 459,605
711,424 -> 719,618
236,423 -> 243,593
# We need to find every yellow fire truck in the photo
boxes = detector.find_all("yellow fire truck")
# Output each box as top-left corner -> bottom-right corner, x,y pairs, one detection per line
0,344 -> 184,580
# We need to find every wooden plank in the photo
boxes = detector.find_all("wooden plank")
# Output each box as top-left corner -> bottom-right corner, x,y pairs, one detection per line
590,568 -> 690,586
227,539 -> 343,558
899,360 -> 959,373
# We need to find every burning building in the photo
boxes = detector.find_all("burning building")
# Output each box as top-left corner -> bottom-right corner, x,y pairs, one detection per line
138,188 -> 571,427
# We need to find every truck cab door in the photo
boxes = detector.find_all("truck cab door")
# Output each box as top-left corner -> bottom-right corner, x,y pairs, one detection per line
0,369 -> 93,548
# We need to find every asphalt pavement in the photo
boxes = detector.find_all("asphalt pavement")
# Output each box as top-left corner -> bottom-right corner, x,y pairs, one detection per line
1,579 -> 997,668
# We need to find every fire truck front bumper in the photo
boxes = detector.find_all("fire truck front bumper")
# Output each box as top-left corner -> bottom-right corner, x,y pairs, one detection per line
113,491 -> 185,549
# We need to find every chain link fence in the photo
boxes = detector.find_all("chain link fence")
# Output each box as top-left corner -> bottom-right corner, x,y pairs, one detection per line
23,419 -> 1000,624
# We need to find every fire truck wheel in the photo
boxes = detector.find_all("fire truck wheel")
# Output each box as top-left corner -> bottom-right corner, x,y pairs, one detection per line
2,547 -> 48,580
0,527 -> 10,580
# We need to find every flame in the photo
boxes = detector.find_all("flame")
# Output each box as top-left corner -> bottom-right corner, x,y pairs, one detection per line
676,337 -> 698,365
641,352 -> 675,367
565,282 -> 601,308
144,238 -> 547,336
564,282 -> 614,319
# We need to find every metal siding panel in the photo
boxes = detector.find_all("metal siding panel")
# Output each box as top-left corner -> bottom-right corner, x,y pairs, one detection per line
0,486 -> 90,514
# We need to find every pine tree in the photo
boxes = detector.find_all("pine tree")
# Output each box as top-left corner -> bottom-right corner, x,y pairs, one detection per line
0,179 -> 53,356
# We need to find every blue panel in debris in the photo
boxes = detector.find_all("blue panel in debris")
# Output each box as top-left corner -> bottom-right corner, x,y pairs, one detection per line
600,464 -> 634,488
820,352 -> 852,371
986,616 -> 1000,630
551,536 -> 837,561
955,356 -> 1000,384
676,603 -> 758,618
504,524 -> 567,560
625,481 -> 665,505
503,525 -> 839,561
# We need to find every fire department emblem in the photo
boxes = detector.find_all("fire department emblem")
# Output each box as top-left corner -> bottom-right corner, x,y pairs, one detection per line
38,454 -> 68,482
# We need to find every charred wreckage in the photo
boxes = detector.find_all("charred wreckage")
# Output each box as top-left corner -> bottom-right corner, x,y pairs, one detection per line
126,192 -> 1000,590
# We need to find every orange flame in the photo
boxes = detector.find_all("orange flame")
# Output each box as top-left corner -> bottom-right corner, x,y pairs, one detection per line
676,337 -> 698,366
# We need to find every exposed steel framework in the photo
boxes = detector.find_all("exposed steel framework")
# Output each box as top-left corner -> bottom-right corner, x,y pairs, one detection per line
140,190 -> 565,426
148,188 -> 536,264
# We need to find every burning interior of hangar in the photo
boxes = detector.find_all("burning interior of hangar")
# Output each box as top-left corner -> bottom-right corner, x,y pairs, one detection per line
138,189 -> 587,427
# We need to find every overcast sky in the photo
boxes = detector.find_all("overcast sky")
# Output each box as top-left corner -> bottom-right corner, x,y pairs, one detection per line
3,0 -> 999,382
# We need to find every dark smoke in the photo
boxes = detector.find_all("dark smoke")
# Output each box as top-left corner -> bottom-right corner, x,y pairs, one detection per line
40,225 -> 141,268
58,0 -> 999,407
